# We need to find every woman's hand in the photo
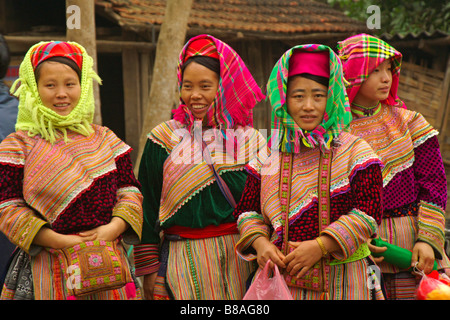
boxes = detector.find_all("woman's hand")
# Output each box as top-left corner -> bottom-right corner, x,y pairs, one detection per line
367,238 -> 387,264
78,217 -> 128,242
142,272 -> 158,300
34,217 -> 129,250
283,240 -> 322,279
252,236 -> 286,270
412,241 -> 435,275
283,235 -> 341,279
33,227 -> 96,250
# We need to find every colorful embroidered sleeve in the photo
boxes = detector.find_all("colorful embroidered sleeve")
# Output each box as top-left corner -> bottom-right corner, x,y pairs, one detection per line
322,164 -> 382,260
235,173 -> 271,261
413,135 -> 447,209
417,201 -> 446,259
322,208 -> 378,261
413,134 -> 447,258
133,138 -> 168,276
0,136 -> 48,255
408,114 -> 447,257
98,127 -> 144,243
112,152 -> 143,244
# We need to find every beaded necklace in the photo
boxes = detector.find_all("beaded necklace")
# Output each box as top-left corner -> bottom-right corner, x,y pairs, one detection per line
351,101 -> 381,117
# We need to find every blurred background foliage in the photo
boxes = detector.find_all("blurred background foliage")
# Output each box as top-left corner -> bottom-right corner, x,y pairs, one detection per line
327,0 -> 450,35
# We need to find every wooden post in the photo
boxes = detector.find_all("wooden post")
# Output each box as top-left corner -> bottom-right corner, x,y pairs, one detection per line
134,0 -> 194,173
65,0 -> 102,125
122,48 -> 141,163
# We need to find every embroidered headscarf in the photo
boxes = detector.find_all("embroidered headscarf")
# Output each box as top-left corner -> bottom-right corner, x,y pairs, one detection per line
267,44 -> 352,153
172,34 -> 265,132
10,41 -> 102,143
337,33 -> 405,108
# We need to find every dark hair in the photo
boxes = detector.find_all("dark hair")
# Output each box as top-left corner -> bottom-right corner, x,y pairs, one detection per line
289,72 -> 329,88
182,55 -> 220,76
34,56 -> 82,82
0,35 -> 10,79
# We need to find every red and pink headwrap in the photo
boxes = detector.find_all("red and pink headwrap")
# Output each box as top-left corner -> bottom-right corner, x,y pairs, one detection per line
30,41 -> 83,70
337,34 -> 405,108
183,37 -> 220,62
288,50 -> 330,78
173,34 -> 265,132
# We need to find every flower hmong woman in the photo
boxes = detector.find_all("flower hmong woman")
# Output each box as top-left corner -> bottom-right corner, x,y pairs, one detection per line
338,33 -> 450,300
235,44 -> 385,300
133,34 -> 266,300
0,41 -> 143,300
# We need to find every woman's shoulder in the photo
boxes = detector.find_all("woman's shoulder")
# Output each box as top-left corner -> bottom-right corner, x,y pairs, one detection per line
1,130 -> 40,148
147,120 -> 187,151
387,105 -> 423,123
0,130 -> 38,165
90,124 -> 131,157
150,120 -> 185,138
336,131 -> 381,160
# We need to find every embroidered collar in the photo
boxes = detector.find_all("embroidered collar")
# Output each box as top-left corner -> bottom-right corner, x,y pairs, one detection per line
351,102 -> 381,117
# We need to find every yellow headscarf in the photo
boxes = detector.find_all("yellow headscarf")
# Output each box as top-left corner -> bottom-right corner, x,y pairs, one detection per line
11,41 -> 102,143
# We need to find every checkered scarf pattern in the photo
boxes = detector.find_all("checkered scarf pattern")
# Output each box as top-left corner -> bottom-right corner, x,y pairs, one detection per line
173,34 -> 265,132
31,41 -> 83,70
337,33 -> 405,108
183,37 -> 219,62
267,44 -> 352,153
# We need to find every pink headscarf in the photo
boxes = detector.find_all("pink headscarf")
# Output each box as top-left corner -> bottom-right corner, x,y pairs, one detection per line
337,34 -> 405,108
172,34 -> 265,132
288,50 -> 330,78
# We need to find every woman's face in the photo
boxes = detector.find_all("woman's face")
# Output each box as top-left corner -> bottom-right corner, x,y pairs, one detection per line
286,76 -> 328,131
37,61 -> 81,116
181,61 -> 219,122
353,59 -> 392,107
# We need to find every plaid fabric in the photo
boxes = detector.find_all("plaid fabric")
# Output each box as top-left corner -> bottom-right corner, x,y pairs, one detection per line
337,34 -> 404,108
266,44 -> 352,153
183,37 -> 219,62
173,34 -> 264,132
31,41 -> 83,70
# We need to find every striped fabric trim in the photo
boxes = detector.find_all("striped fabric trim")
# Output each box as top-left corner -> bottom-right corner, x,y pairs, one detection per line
261,132 -> 381,242
417,200 -> 446,256
165,234 -> 255,299
350,105 -> 437,187
113,186 -> 143,242
251,258 -> 384,300
0,131 -> 35,167
147,119 -> 185,153
19,125 -> 130,224
235,211 -> 271,260
322,208 -> 378,260
377,216 -> 417,273
133,244 -> 160,277
0,198 -> 48,254
0,125 -> 138,254
383,272 -> 419,300
377,213 -> 448,273
150,120 -> 265,224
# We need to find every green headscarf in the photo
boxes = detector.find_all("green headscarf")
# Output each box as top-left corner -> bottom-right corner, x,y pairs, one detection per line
267,44 -> 352,153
